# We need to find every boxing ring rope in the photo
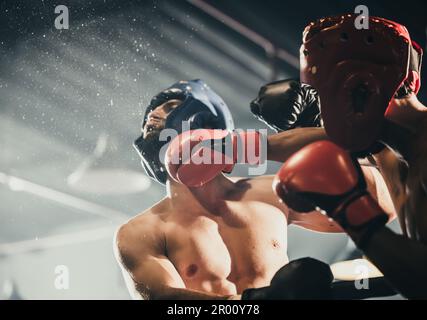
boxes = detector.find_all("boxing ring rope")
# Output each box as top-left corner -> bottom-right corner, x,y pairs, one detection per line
0,172 -> 127,222
187,0 -> 299,78
0,225 -> 117,256
0,172 -> 127,256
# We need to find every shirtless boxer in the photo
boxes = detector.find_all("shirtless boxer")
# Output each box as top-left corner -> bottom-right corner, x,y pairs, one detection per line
274,14 -> 427,299
114,79 -> 395,300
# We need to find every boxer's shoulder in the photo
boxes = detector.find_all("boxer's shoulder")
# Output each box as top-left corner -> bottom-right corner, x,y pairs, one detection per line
227,175 -> 291,219
116,200 -> 170,255
233,175 -> 274,189
228,175 -> 276,200
129,199 -> 171,225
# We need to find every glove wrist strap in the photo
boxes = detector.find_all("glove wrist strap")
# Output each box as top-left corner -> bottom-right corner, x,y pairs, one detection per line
332,193 -> 388,250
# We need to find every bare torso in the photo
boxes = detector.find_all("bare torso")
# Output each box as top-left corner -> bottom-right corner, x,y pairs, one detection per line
117,167 -> 392,299
135,177 -> 289,295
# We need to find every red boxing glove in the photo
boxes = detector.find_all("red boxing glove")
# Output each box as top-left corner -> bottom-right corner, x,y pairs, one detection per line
165,129 -> 262,187
273,140 -> 388,249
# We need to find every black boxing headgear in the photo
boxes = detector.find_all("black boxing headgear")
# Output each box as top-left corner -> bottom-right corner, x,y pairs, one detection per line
133,79 -> 234,184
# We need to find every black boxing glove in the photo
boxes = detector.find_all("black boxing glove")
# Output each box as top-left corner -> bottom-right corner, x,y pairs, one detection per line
250,79 -> 322,132
241,257 -> 333,300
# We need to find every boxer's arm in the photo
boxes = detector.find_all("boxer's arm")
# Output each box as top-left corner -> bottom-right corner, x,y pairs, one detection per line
265,165 -> 394,232
114,221 -> 236,300
359,176 -> 427,299
267,127 -> 328,163
357,226 -> 427,299
267,130 -> 395,230
287,166 -> 394,230
249,175 -> 343,232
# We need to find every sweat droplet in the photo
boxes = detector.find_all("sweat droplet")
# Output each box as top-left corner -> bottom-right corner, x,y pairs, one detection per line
311,66 -> 317,74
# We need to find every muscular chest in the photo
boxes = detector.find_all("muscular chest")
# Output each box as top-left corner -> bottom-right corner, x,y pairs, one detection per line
165,202 -> 288,283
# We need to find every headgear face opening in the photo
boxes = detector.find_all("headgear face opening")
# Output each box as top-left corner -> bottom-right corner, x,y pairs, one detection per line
300,14 -> 422,153
133,79 -> 235,184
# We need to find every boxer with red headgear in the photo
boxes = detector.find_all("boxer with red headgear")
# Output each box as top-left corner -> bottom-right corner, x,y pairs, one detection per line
274,14 -> 427,298
300,14 -> 422,154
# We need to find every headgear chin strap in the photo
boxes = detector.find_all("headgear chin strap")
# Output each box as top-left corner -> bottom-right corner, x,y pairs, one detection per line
300,14 -> 422,153
134,79 -> 234,184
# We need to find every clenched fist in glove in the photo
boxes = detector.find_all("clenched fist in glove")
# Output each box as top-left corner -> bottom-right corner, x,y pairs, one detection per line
242,257 -> 333,300
250,79 -> 322,132
273,140 -> 388,249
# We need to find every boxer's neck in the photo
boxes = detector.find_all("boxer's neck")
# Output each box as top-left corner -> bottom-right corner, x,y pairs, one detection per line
166,174 -> 236,216
382,95 -> 427,159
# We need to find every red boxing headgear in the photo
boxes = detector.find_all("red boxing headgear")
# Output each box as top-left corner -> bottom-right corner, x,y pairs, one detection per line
300,14 -> 422,152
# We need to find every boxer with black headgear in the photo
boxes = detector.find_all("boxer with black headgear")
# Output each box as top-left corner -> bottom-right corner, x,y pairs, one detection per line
274,14 -> 427,299
134,79 -> 235,184
113,77 -> 396,300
